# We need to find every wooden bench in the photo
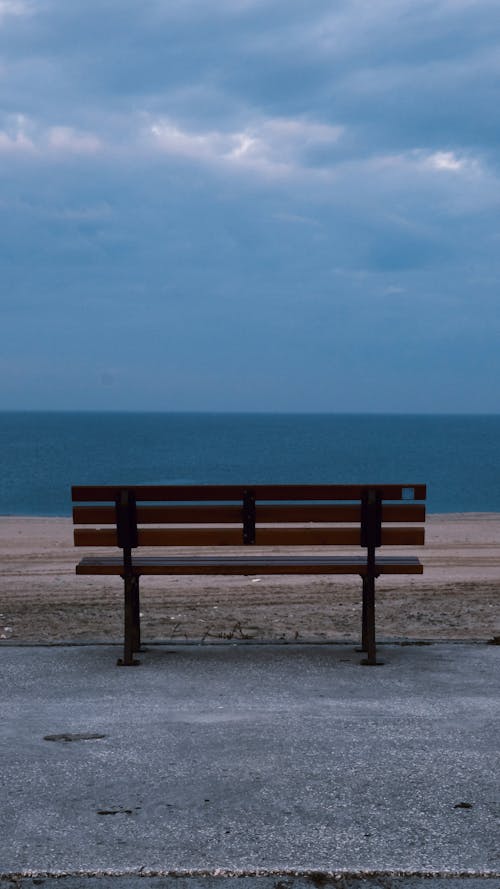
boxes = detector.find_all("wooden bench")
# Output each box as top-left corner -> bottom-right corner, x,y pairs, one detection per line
72,483 -> 426,666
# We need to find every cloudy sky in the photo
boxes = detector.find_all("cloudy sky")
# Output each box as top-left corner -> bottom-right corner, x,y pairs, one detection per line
1,0 -> 499,412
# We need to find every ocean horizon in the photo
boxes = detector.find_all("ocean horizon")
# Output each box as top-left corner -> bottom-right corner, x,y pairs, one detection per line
1,410 -> 500,516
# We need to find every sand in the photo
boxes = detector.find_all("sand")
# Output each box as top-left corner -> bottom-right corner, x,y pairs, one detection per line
0,514 -> 498,644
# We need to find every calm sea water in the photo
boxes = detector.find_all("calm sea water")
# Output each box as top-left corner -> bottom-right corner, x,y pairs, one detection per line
1,412 -> 500,515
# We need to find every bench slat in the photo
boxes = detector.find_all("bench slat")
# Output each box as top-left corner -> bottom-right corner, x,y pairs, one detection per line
73,503 -> 426,525
72,483 -> 426,503
76,555 -> 423,576
74,526 -> 425,548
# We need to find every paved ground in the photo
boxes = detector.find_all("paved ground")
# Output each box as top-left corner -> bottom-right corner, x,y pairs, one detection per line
0,879 -> 497,889
0,642 -> 498,884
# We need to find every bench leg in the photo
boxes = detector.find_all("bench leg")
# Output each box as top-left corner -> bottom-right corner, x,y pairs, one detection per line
117,575 -> 140,666
131,576 -> 141,653
359,575 -> 369,652
360,575 -> 383,666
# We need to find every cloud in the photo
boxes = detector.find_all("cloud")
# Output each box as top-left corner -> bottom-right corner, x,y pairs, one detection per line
150,115 -> 343,177
0,0 -> 32,22
302,0 -> 499,61
0,115 -> 103,156
47,126 -> 102,154
423,151 -> 466,172
0,129 -> 34,152
365,148 -> 480,178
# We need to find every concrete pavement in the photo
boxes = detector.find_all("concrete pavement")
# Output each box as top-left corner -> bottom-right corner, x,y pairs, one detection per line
0,642 -> 498,882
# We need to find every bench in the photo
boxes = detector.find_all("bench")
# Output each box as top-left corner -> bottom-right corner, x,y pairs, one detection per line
72,483 -> 426,666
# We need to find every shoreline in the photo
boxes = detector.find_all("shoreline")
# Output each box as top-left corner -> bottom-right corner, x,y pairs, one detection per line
0,514 -> 498,644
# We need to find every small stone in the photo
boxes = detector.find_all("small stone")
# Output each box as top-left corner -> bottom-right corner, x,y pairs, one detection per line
44,732 -> 107,742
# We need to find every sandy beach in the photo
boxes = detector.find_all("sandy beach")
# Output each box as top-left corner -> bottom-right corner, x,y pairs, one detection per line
0,514 -> 498,644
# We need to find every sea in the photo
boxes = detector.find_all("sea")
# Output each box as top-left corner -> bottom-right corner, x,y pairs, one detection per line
1,411 -> 500,516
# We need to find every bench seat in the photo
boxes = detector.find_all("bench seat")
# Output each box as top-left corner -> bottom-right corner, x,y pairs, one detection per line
77,554 -> 423,576
72,483 -> 426,666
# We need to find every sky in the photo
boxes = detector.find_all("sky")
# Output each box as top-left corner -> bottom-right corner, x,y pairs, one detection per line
1,0 -> 499,413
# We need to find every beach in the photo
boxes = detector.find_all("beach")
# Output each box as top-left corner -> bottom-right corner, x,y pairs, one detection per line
0,513 -> 498,644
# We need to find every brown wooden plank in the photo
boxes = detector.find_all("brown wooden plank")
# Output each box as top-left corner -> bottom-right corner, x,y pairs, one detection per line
73,505 -> 244,525
141,505 -> 241,524
382,528 -> 425,545
72,483 -> 426,503
73,503 -> 425,525
76,555 -> 423,576
73,504 -> 362,525
137,528 -> 243,546
74,527 -> 247,547
257,504 -> 425,523
258,505 -> 361,523
74,525 -> 424,548
75,527 -> 366,548
74,529 -> 118,547
73,506 -> 115,525
255,528 -> 360,545
256,527 -> 425,546
376,561 -> 424,574
382,504 -> 426,522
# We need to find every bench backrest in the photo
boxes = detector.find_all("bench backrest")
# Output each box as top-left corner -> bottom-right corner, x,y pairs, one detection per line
72,484 -> 426,550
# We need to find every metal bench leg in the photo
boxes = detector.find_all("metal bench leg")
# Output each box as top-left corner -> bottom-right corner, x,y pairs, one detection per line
131,576 -> 141,653
355,575 -> 369,653
117,575 -> 140,666
360,575 -> 383,666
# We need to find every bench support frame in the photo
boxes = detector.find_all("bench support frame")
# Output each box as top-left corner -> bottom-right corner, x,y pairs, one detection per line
116,490 -> 141,666
117,575 -> 141,666
360,488 -> 383,665
360,574 -> 382,666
